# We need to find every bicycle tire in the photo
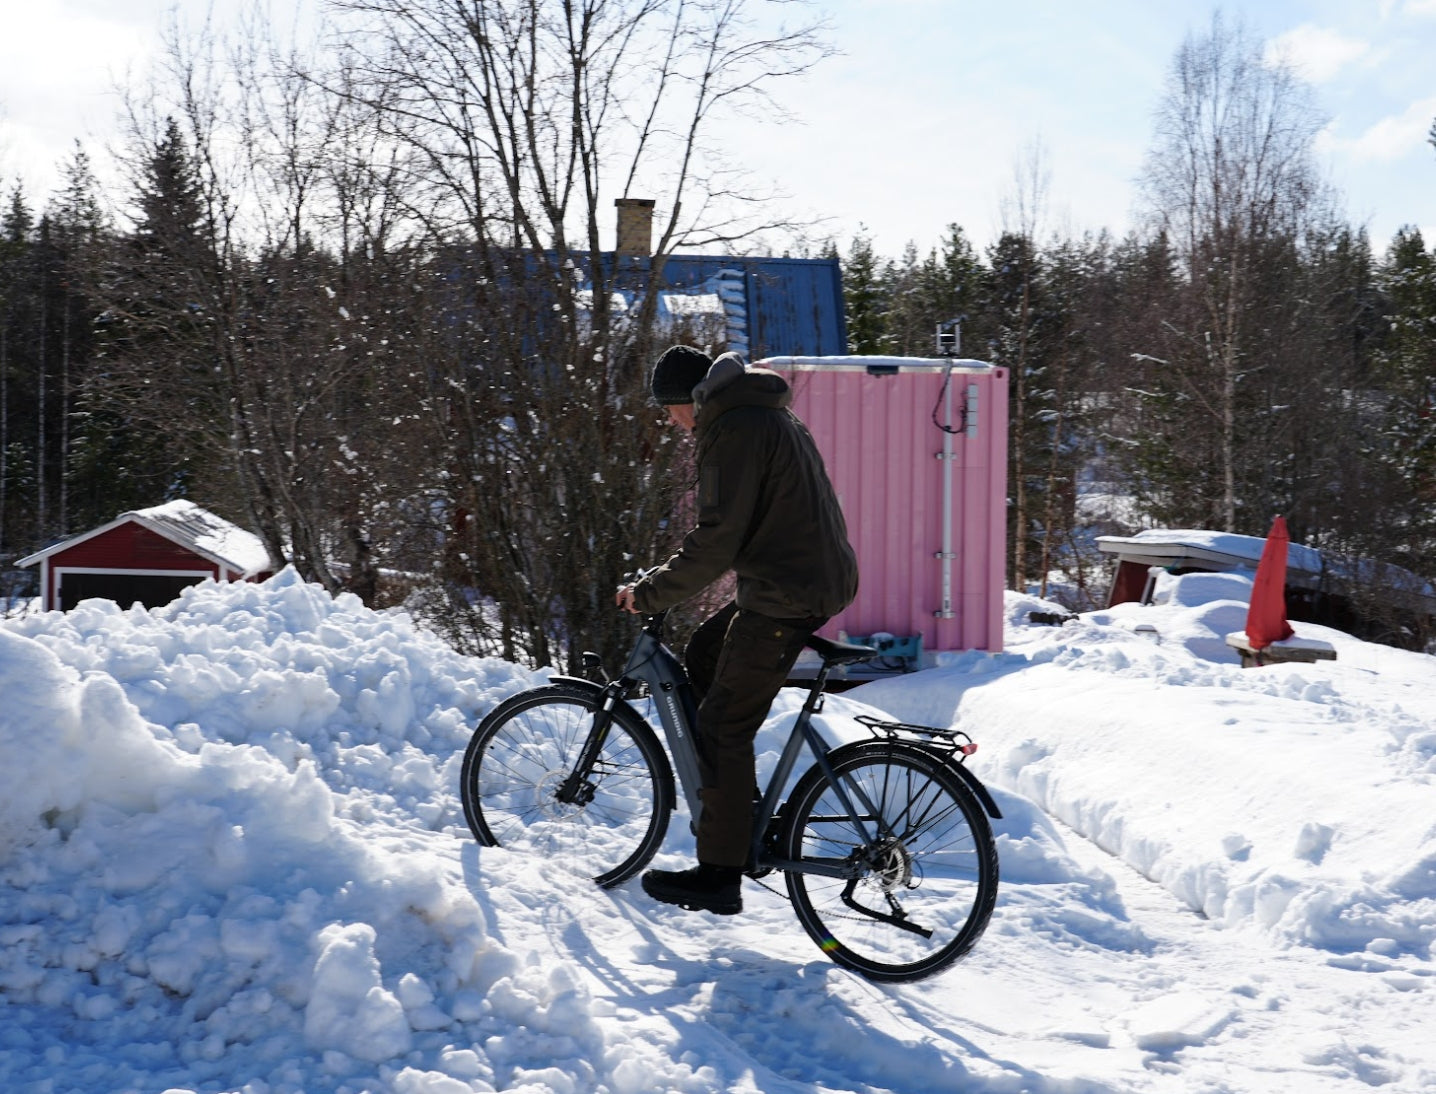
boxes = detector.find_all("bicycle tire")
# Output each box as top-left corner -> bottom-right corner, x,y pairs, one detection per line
461,681 -> 674,888
781,741 -> 999,982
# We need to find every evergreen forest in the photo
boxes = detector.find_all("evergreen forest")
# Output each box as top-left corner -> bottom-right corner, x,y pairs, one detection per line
1,4 -> 1434,659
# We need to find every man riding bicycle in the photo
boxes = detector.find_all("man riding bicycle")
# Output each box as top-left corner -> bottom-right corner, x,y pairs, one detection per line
616,345 -> 858,915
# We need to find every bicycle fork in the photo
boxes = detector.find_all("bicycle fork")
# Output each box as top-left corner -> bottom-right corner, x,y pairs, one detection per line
554,681 -> 627,806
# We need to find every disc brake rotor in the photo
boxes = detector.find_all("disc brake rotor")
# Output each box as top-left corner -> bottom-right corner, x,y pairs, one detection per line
535,770 -> 580,819
867,837 -> 915,891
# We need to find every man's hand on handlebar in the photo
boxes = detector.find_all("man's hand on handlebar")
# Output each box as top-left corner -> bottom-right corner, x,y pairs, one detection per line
615,584 -> 640,614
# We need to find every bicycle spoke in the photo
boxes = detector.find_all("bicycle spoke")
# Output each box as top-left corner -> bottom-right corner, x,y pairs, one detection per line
784,744 -> 998,982
461,684 -> 674,888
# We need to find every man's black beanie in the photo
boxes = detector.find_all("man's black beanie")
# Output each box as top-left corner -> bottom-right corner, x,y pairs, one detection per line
650,345 -> 712,405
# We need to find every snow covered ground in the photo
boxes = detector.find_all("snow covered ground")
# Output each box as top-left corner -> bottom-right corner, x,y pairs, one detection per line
2,567 -> 1433,1093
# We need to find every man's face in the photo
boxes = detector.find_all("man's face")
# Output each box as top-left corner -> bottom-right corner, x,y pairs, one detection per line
666,403 -> 697,433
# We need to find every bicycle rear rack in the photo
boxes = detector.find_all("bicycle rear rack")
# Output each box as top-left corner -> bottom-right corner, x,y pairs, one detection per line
853,715 -> 978,762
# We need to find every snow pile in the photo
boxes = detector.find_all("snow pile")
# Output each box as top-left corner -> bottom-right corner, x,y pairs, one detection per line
2,566 -> 1434,1092
862,572 -> 1436,956
0,571 -> 559,1092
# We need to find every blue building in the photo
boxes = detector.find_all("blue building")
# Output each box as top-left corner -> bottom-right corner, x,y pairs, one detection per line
604,198 -> 847,359
653,253 -> 847,359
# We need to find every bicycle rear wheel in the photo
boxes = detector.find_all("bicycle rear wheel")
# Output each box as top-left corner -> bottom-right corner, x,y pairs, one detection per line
461,682 -> 674,887
782,741 -> 998,982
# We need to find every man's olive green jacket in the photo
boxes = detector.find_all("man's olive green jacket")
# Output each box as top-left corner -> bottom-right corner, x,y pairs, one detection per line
633,356 -> 859,621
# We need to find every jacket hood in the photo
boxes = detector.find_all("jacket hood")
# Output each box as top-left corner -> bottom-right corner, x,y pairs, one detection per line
694,353 -> 790,430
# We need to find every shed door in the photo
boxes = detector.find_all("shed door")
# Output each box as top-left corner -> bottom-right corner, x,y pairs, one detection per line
59,572 -> 206,611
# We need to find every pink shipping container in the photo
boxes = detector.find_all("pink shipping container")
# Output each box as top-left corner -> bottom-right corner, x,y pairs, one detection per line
758,356 -> 1010,660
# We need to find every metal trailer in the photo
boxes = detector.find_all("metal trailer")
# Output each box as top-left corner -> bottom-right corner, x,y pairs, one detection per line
759,348 -> 1009,665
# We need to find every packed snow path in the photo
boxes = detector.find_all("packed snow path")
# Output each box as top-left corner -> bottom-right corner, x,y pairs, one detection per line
1,569 -> 1432,1093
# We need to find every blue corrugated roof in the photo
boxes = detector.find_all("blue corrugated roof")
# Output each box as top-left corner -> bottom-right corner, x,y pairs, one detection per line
660,254 -> 846,358
447,246 -> 847,360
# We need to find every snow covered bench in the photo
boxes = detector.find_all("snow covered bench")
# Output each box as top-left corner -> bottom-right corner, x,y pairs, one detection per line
1224,631 -> 1337,668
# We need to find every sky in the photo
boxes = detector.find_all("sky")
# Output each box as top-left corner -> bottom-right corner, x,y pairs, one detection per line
0,1 -> 1434,259
2,561 -> 1434,1092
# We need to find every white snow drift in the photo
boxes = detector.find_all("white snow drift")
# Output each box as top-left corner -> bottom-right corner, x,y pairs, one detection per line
1,566 -> 1433,1093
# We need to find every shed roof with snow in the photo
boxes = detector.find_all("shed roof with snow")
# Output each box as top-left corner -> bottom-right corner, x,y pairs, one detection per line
1096,528 -> 1326,607
17,500 -> 272,612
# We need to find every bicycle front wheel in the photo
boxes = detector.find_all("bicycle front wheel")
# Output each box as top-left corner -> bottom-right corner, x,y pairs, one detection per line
782,742 -> 999,982
461,682 -> 674,887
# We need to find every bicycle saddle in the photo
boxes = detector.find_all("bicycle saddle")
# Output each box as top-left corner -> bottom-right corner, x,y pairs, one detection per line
806,633 -> 878,666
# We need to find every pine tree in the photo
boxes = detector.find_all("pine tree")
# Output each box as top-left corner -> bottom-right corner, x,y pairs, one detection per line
88,119 -> 221,523
927,225 -> 987,352
53,143 -> 107,243
46,145 -> 110,536
879,227 -> 989,357
842,232 -> 886,354
1372,227 -> 1436,571
134,117 -> 209,263
0,189 -> 36,567
1032,234 -> 1106,602
880,242 -> 925,354
986,230 -> 1052,590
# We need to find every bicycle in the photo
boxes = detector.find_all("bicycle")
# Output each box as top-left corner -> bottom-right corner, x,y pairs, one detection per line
459,611 -> 1001,982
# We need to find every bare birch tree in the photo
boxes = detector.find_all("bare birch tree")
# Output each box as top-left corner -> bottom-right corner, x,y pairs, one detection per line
1137,12 -> 1329,531
315,0 -> 831,667
96,11 -> 431,603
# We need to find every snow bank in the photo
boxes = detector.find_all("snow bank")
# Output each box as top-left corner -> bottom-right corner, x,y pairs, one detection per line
0,570 -> 609,1092
861,579 -> 1436,956
3,566 -> 1434,1093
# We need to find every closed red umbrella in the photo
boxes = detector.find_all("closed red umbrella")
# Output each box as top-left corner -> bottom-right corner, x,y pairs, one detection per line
1246,516 -> 1296,650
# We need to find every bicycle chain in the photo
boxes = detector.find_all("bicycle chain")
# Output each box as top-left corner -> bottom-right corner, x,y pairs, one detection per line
748,869 -> 916,927
749,872 -> 786,900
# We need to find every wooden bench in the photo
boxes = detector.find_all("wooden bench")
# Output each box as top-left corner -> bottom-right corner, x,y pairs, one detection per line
1224,631 -> 1337,669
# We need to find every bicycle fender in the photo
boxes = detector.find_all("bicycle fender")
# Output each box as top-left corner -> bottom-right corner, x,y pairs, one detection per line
544,676 -> 651,726
542,674 -> 640,714
830,740 -> 1002,820
945,760 -> 1003,820
546,674 -> 603,693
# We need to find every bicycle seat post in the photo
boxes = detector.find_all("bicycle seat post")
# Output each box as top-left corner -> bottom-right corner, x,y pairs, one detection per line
802,658 -> 836,715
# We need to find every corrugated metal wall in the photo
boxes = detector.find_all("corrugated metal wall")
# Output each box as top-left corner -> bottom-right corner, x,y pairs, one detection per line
762,358 -> 1009,653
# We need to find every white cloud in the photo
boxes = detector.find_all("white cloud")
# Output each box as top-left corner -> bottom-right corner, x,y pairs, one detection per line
1330,96 -> 1436,162
1267,24 -> 1370,82
1403,0 -> 1436,16
0,5 -> 156,193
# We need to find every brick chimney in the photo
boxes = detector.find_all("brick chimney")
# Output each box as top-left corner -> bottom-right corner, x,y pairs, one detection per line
614,197 -> 655,258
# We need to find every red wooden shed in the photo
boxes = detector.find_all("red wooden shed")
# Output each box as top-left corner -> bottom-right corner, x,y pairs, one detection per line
17,500 -> 272,612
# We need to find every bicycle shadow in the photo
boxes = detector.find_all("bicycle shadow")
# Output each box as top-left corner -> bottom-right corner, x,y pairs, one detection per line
456,842 -> 1111,1094
615,907 -> 1113,1093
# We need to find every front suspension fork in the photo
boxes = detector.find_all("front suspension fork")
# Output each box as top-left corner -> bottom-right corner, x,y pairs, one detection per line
554,681 -> 628,805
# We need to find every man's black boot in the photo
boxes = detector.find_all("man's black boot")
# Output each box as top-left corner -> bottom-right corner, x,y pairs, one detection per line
641,862 -> 743,915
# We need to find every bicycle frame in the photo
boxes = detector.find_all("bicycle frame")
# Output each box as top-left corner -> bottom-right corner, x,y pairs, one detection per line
470,609 -> 1003,978
576,614 -> 885,880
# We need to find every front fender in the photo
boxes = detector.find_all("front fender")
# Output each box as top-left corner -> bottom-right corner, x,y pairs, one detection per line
546,674 -> 604,693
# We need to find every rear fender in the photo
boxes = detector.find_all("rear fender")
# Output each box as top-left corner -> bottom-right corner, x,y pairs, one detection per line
831,739 -> 1003,821
945,760 -> 1003,820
